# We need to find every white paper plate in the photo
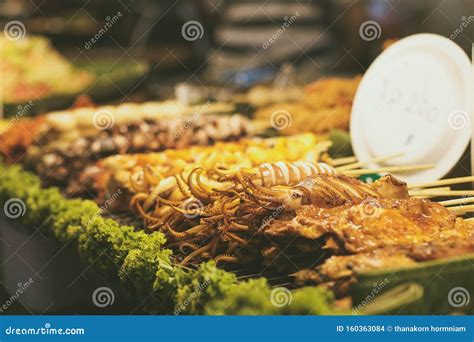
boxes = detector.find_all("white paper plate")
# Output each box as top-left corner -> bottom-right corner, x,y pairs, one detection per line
350,33 -> 472,183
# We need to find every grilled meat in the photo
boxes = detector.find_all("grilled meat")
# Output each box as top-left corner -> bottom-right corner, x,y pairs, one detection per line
24,114 -> 253,196
294,237 -> 474,294
254,76 -> 362,135
264,197 -> 474,293
263,198 -> 458,253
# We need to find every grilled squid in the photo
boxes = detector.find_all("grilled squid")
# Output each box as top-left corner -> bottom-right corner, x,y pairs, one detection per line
243,174 -> 409,211
220,161 -> 337,188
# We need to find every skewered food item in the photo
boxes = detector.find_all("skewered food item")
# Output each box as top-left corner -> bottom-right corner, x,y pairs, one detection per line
153,173 -> 409,266
218,161 -> 337,188
263,198 -> 462,253
0,100 -> 238,160
242,85 -> 303,107
0,100 -> 246,196
236,173 -> 408,213
295,238 -> 474,295
31,114 -> 252,195
265,197 -> 474,294
254,76 -> 362,135
95,133 -> 328,205
0,35 -> 95,103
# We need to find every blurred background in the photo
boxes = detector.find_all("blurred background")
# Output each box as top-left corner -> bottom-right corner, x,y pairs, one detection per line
1,0 -> 472,101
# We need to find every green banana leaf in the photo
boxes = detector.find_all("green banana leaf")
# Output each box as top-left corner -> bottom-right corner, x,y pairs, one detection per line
354,283 -> 424,315
351,254 -> 474,315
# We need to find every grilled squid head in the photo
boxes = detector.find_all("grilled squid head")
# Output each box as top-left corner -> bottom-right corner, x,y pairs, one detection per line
372,174 -> 409,199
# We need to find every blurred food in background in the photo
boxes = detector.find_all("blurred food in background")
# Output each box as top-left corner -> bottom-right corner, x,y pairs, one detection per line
254,76 -> 362,135
0,36 -> 94,103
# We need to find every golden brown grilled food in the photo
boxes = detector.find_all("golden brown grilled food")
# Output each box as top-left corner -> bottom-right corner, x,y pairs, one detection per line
0,101 -> 251,196
154,173 -> 409,266
0,117 -> 45,163
254,76 -> 362,135
294,237 -> 474,295
263,198 -> 462,254
263,197 -> 474,294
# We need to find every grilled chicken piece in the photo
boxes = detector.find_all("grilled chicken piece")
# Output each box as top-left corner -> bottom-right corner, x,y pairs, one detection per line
332,198 -> 459,254
263,198 -> 460,254
281,200 -> 474,294
265,197 -> 473,289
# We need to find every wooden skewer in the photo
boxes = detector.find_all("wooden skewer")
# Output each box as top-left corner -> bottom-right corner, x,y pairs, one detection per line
329,156 -> 357,167
439,197 -> 474,206
410,186 -> 451,195
447,204 -> 474,213
409,190 -> 474,197
343,164 -> 434,176
410,187 -> 451,199
408,176 -> 474,190
336,152 -> 404,172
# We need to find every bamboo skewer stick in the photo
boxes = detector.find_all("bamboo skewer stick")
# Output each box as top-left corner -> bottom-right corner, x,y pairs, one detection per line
336,152 -> 404,172
329,156 -> 357,167
439,197 -> 474,206
409,190 -> 474,197
410,187 -> 451,199
408,176 -> 474,190
410,186 -> 451,194
343,164 -> 434,176
447,204 -> 474,213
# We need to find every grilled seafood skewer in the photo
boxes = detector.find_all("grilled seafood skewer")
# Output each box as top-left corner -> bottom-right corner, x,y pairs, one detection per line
218,161 -> 337,188
236,173 -> 408,212
162,174 -> 410,266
